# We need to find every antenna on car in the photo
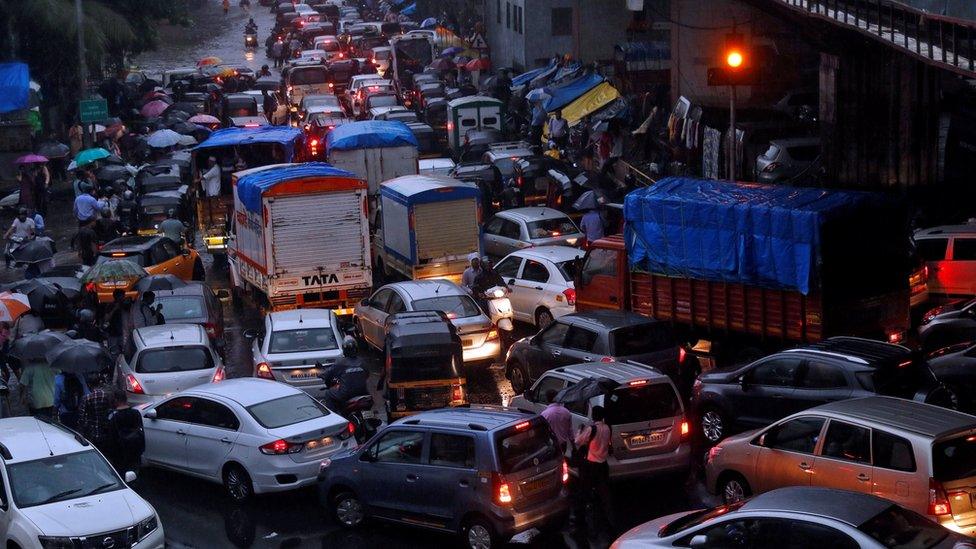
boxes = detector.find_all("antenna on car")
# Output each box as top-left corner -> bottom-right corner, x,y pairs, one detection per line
35,419 -> 55,457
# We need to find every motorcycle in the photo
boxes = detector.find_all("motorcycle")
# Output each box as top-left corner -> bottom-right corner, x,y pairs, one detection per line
244,29 -> 258,49
342,395 -> 381,444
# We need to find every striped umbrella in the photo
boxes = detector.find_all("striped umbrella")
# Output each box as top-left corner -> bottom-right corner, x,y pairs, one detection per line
0,292 -> 31,323
197,56 -> 223,68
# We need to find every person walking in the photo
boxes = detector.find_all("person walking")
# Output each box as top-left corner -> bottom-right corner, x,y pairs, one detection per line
104,289 -> 129,359
32,164 -> 50,217
549,109 -> 569,149
78,383 -> 115,457
579,206 -> 605,248
16,165 -> 35,213
74,219 -> 99,266
18,362 -> 57,419
530,101 -> 547,147
73,184 -> 99,226
222,0 -> 230,15
159,209 -> 185,245
53,371 -> 90,429
572,405 -> 615,538
131,291 -> 165,331
540,390 -> 572,454
107,388 -> 145,474
271,38 -> 284,69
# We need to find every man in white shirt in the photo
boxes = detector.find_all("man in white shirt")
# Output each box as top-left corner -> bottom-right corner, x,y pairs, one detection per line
202,157 -> 221,197
549,109 -> 569,148
4,208 -> 35,269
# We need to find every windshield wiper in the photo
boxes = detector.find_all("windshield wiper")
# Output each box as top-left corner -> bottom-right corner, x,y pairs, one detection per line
36,488 -> 82,505
84,483 -> 118,496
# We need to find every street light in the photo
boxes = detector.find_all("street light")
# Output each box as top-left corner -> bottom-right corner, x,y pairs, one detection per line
726,50 -> 743,68
724,33 -> 745,181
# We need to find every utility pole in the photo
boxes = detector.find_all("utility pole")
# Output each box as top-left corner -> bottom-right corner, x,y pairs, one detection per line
724,27 -> 744,181
76,0 -> 91,147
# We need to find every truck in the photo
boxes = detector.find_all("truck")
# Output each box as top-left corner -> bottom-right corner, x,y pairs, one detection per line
389,34 -> 435,90
228,162 -> 371,313
575,177 -> 912,369
373,175 -> 482,283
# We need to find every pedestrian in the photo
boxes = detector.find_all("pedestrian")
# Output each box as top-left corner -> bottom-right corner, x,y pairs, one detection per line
271,39 -> 284,69
579,207 -> 605,248
540,390 -> 572,454
530,101 -> 547,147
104,289 -> 129,359
18,361 -> 57,419
159,209 -> 184,245
68,121 -> 83,157
95,207 -> 120,244
117,190 -> 138,234
73,184 -> 99,226
78,382 -> 115,455
289,35 -> 301,58
460,253 -> 482,293
262,90 -> 277,124
53,370 -> 90,429
223,0 -> 230,15
16,165 -> 35,212
31,209 -> 45,238
74,220 -> 98,266
107,388 -> 145,474
202,157 -> 221,198
131,291 -> 165,331
72,169 -> 89,197
572,405 -> 615,537
549,109 -> 569,149
32,164 -> 50,217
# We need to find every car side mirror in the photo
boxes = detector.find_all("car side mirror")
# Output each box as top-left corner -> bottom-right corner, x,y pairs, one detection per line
124,471 -> 138,483
756,433 -> 767,447
243,329 -> 258,339
689,535 -> 708,548
507,279 -> 515,285
523,389 -> 532,400
739,375 -> 749,390
144,409 -> 157,420
360,298 -> 371,307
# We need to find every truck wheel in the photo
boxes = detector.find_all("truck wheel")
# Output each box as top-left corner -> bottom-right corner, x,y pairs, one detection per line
508,362 -> 528,394
192,259 -> 206,281
535,308 -> 554,330
700,405 -> 727,444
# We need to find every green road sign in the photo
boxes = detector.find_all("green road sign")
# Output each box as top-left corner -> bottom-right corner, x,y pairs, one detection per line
79,98 -> 108,124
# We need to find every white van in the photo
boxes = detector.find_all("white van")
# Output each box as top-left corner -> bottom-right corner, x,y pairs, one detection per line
914,225 -> 976,299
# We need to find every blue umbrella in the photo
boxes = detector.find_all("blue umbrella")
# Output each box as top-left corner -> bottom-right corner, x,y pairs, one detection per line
525,87 -> 552,102
420,17 -> 437,28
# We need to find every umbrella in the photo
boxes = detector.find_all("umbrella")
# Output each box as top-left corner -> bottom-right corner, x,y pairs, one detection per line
81,258 -> 147,284
555,376 -> 618,405
95,164 -> 131,183
11,238 -> 55,265
8,331 -> 71,363
36,142 -> 70,159
572,190 -> 600,211
147,129 -> 182,148
104,153 -> 125,165
134,274 -> 187,293
253,77 -> 279,92
171,102 -> 203,115
45,339 -> 113,374
141,100 -> 170,119
75,147 -> 111,167
142,90 -> 169,102
14,154 -> 48,164
168,121 -> 198,135
191,125 -> 213,141
420,17 -> 437,29
188,114 -> 219,125
198,56 -> 223,68
0,292 -> 31,323
165,110 -> 190,123
441,46 -> 464,57
466,57 -> 491,71
525,87 -> 552,102
428,58 -> 455,71
178,134 -> 198,146
34,277 -> 83,302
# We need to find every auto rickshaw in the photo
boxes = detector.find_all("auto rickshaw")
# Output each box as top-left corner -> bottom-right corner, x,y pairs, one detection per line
135,191 -> 191,236
383,311 -> 467,419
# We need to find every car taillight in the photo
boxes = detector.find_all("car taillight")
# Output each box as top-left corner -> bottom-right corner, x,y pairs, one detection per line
562,460 -> 569,483
203,323 -> 217,338
126,374 -> 144,395
260,439 -> 303,455
929,477 -> 951,516
84,282 -> 96,293
256,362 -> 274,379
516,175 -> 523,187
600,356 -> 615,363
561,288 -> 576,306
680,420 -> 690,438
888,331 -> 904,344
212,367 -> 225,383
451,383 -> 464,402
679,347 -> 687,363
345,422 -> 356,437
486,329 -> 499,341
492,472 -> 512,504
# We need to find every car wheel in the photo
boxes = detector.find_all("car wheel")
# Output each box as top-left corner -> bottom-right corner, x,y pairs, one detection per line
463,518 -> 498,549
535,308 -> 554,330
332,491 -> 365,528
508,362 -> 528,394
720,474 -> 751,504
223,465 -> 253,502
192,259 -> 206,281
700,406 -> 726,444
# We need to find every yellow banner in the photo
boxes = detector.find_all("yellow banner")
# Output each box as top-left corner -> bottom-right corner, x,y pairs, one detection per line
559,82 -> 620,125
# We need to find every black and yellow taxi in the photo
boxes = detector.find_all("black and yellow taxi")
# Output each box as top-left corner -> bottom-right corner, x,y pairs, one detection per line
89,236 -> 204,303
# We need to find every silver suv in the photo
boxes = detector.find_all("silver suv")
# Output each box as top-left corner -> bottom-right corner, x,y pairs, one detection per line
511,361 -> 691,480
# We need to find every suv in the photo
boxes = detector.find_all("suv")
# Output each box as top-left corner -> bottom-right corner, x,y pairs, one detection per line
703,396 -> 976,536
913,225 -> 976,300
116,324 -> 224,405
505,310 -> 682,394
691,337 -> 956,444
250,309 -> 345,398
918,297 -> 976,351
0,418 -> 163,548
318,406 -> 569,548
511,362 -> 691,480
482,141 -> 535,183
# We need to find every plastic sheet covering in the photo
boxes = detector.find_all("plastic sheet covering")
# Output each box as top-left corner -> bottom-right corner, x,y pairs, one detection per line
624,177 -> 881,295
543,73 -> 604,113
326,120 -> 418,151
0,63 -> 29,114
194,126 -> 303,161
236,162 -> 356,213
557,82 -> 620,122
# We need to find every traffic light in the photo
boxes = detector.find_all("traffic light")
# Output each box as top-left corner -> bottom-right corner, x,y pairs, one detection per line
707,32 -> 757,86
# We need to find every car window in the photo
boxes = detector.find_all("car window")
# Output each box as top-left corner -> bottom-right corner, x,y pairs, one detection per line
369,289 -> 393,311
858,505 -> 949,549
605,383 -> 680,425
411,295 -> 483,319
6,450 -> 124,509
500,219 -> 522,240
555,259 -> 579,282
428,433 -> 476,469
748,357 -> 802,387
684,518 -> 857,549
532,375 -> 566,403
521,260 -> 549,283
136,346 -> 214,373
581,248 -> 617,284
160,239 -> 180,256
194,399 -> 240,430
484,216 -> 504,235
563,326 -> 598,352
798,360 -> 848,389
764,417 -> 825,454
155,296 -> 205,321
932,433 -> 976,482
821,420 -> 871,463
368,430 -> 425,465
495,256 -> 522,279
953,238 -> 976,260
872,430 -> 916,472
247,393 -> 330,428
611,323 -> 674,355
915,238 -> 948,261
539,322 -> 569,346
526,217 -> 578,240
150,243 -> 173,265
155,396 -> 201,422
268,328 -> 339,353
494,421 -> 559,474
386,292 -> 406,314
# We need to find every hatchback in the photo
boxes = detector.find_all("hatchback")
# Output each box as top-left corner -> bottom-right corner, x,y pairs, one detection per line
249,309 -> 345,398
116,324 -> 224,405
141,282 -> 225,350
755,137 -> 821,184
482,207 -> 583,260
704,396 -> 976,536
318,406 -> 569,548
141,378 -> 355,501
494,246 -> 584,327
97,235 -> 204,286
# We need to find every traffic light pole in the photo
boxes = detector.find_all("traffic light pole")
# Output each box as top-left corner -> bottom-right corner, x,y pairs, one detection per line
729,84 -> 736,181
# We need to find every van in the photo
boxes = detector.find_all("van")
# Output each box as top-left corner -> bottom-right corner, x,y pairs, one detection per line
914,225 -> 976,300
285,65 -> 331,106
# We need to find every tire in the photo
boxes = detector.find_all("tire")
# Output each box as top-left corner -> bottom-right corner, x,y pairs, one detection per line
700,405 -> 727,444
223,464 -> 253,502
332,490 -> 366,528
508,362 -> 529,394
192,259 -> 206,281
462,518 -> 498,549
535,308 -> 554,330
719,473 -> 751,504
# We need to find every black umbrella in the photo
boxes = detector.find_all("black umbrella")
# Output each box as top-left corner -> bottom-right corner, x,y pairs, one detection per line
253,76 -> 279,91
10,238 -> 55,264
96,164 -> 132,183
45,339 -> 113,374
36,141 -> 70,159
34,277 -> 83,302
104,154 -> 126,166
166,110 -> 191,123
5,279 -> 69,315
171,102 -> 203,115
9,331 -> 71,363
555,377 -> 619,405
169,121 -> 198,135
134,274 -> 188,293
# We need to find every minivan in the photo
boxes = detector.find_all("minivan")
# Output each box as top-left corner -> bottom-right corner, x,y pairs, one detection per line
914,225 -> 976,300
285,65 -> 332,106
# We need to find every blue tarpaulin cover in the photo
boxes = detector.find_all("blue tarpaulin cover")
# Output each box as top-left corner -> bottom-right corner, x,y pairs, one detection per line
326,120 -> 418,151
236,162 -> 356,213
194,126 -> 303,160
512,62 -> 556,87
543,72 -> 604,112
623,177 -> 880,295
0,63 -> 29,114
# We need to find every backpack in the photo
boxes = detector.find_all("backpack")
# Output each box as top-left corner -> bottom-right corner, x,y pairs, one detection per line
62,374 -> 84,412
110,409 -> 145,456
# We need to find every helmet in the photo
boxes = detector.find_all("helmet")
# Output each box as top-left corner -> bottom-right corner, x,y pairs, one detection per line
341,335 -> 358,358
17,207 -> 28,216
77,308 -> 95,324
123,190 -> 134,200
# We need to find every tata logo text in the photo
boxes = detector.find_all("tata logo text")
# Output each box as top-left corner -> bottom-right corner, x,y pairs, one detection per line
302,274 -> 339,286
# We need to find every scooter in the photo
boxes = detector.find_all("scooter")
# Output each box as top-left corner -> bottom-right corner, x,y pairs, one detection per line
481,285 -> 515,347
244,30 -> 258,49
343,395 -> 381,444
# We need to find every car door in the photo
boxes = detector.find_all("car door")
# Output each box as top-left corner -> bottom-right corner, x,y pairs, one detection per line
870,429 -> 922,514
182,398 -> 242,479
482,216 -> 506,258
161,239 -> 191,279
735,357 -> 804,428
577,248 -> 624,310
916,237 -> 950,297
522,374 -> 568,411
511,259 -> 551,324
357,428 -> 428,519
420,432 -> 479,527
143,396 -> 198,469
525,321 -> 570,382
494,255 -> 526,321
812,419 -> 873,493
754,415 -> 825,493
558,325 -> 600,366
147,241 -> 176,275
791,359 -> 853,410
947,237 -> 976,296
360,288 -> 393,347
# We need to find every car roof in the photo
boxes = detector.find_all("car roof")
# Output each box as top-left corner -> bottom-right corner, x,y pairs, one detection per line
549,361 -> 670,385
914,224 -> 976,238
102,235 -> 161,252
268,308 -> 335,329
0,417 -> 91,463
151,281 -> 211,299
511,245 -> 585,263
135,323 -> 207,347
783,336 -> 911,368
183,378 -> 302,407
393,405 -> 533,432
811,396 -> 976,439
496,207 -> 569,223
386,280 -> 466,301
561,310 -> 664,330
741,487 -> 891,527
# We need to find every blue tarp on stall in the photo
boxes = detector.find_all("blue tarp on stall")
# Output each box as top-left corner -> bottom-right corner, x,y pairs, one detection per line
326,120 -> 418,151
236,162 -> 356,213
512,62 -> 556,87
543,73 -> 604,112
623,177 -> 881,295
194,126 -> 303,161
0,63 -> 29,114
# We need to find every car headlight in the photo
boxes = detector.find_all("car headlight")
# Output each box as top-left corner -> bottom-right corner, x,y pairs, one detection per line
38,537 -> 74,549
136,514 -> 159,541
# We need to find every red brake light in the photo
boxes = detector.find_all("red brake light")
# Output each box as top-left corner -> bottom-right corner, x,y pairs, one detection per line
203,323 -> 217,338
680,420 -> 690,438
888,331 -> 904,344
679,347 -> 687,363
451,383 -> 464,402
212,367 -> 225,383
600,356 -> 615,363
260,439 -> 302,455
562,288 -> 576,306
256,362 -> 274,379
126,374 -> 145,395
514,421 -> 530,431
84,282 -> 96,293
110,252 -> 127,257
561,460 -> 569,483
929,478 -> 951,516
493,472 -> 512,504
347,422 -> 356,435
628,379 -> 648,386
310,138 -> 319,146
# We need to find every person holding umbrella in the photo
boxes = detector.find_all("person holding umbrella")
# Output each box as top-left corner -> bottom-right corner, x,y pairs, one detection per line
53,370 -> 90,429
4,208 -> 35,269
15,165 -> 35,213
78,381 -> 115,456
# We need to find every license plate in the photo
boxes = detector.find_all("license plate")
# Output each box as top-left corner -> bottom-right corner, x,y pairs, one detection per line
521,477 -> 549,496
304,436 -> 335,451
291,371 -> 319,379
629,433 -> 665,447
462,339 -> 473,347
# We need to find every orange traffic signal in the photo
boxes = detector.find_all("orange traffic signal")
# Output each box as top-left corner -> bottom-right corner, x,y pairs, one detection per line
726,50 -> 743,68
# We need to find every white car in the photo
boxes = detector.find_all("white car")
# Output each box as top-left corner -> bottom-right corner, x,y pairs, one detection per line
0,418 -> 163,549
141,378 -> 354,501
346,74 -> 389,111
494,246 -> 584,327
369,46 -> 392,76
250,309 -> 344,398
116,324 -> 224,406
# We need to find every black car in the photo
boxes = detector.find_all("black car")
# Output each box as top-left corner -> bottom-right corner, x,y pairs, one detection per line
451,161 -> 502,214
504,310 -> 682,394
927,342 -> 976,414
691,336 -> 957,444
918,298 -> 976,351
140,282 -> 226,352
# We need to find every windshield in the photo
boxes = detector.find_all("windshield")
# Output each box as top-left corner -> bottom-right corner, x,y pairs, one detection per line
555,259 -> 579,282
136,346 -> 214,373
369,95 -> 399,108
269,328 -> 338,354
526,217 -> 579,240
374,49 -> 390,59
494,422 -> 559,474
605,383 -> 680,425
155,296 -> 205,321
659,502 -> 747,536
390,353 -> 461,383
932,434 -> 976,482
388,112 -> 418,123
318,40 -> 340,52
856,364 -> 930,400
96,252 -> 146,268
7,450 -> 123,508
611,324 -> 675,355
247,393 -> 329,428
290,68 -> 328,85
858,505 -> 948,549
411,295 -> 482,319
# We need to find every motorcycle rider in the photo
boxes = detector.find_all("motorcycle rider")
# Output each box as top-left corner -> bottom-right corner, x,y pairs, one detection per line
4,207 -> 35,269
258,64 -> 272,78
245,18 -> 257,33
472,257 -> 508,312
116,190 -> 138,234
319,336 -> 368,416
